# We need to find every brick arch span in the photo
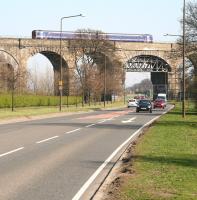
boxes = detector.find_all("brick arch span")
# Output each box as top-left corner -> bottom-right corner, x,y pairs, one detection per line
27,49 -> 70,95
0,49 -> 19,70
75,51 -> 124,99
0,49 -> 20,92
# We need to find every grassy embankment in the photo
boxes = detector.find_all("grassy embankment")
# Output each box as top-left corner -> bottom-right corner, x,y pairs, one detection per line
118,102 -> 197,200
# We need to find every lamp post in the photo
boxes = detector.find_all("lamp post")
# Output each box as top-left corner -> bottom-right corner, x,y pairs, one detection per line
163,0 -> 186,118
59,14 -> 84,111
104,54 -> 106,107
182,0 -> 186,118
123,64 -> 126,105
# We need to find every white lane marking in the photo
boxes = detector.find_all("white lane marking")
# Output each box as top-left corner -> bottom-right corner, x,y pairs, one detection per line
122,117 -> 136,123
106,117 -> 115,121
36,136 -> 59,144
72,110 -> 172,200
65,128 -> 81,134
97,119 -> 107,124
0,147 -> 24,158
85,124 -> 96,128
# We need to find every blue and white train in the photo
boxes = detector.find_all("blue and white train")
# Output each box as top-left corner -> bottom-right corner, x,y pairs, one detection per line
32,30 -> 153,43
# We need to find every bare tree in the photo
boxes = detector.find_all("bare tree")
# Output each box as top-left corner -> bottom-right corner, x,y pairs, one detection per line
27,62 -> 54,95
27,61 -> 39,94
185,1 -> 197,43
0,63 -> 13,92
171,1 -> 197,103
127,79 -> 153,96
0,63 -> 27,110
184,0 -> 197,102
69,29 -> 124,104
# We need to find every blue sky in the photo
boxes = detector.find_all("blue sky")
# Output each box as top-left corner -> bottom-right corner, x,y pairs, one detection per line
0,0 -> 183,41
0,0 -> 184,86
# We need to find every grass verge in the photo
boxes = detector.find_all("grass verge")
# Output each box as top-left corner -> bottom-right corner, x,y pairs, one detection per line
116,103 -> 197,200
0,101 -> 125,120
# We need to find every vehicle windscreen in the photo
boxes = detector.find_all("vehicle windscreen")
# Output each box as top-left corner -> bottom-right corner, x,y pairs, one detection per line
158,96 -> 165,100
139,100 -> 150,105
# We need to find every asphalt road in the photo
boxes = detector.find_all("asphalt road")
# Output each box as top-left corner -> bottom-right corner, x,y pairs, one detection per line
0,106 -> 171,200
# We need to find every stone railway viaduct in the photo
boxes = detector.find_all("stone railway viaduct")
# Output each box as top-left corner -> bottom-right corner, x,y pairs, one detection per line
0,37 -> 182,98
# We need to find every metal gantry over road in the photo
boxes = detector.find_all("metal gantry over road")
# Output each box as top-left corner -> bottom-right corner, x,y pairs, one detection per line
125,55 -> 171,72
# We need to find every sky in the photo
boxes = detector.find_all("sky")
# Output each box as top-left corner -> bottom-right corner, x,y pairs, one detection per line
0,0 -> 184,87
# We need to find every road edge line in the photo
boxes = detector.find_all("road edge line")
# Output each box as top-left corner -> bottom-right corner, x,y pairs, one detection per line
72,105 -> 174,200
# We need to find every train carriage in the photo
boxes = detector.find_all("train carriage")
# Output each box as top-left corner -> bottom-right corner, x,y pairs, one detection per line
32,30 -> 153,43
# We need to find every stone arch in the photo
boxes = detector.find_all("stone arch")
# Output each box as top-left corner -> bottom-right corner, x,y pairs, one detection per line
74,50 -> 123,101
90,52 -> 121,100
0,49 -> 19,70
0,49 -> 19,92
28,50 -> 69,95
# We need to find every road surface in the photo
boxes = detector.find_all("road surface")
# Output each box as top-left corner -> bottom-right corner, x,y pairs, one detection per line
0,106 -> 171,200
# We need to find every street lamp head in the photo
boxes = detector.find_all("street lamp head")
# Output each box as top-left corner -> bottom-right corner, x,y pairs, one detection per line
79,14 -> 85,17
61,14 -> 85,21
163,33 -> 182,37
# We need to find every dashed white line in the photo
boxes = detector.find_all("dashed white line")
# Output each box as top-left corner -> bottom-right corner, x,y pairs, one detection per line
0,147 -> 24,158
65,128 -> 81,134
36,136 -> 59,144
85,124 -> 96,128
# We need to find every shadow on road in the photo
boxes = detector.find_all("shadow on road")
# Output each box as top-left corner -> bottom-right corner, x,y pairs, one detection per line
28,121 -> 143,131
80,160 -> 115,169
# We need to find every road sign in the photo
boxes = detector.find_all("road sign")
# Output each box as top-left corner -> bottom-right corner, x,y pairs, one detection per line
59,80 -> 63,86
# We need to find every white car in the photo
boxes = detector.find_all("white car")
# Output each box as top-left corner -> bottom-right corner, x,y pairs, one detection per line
127,99 -> 138,108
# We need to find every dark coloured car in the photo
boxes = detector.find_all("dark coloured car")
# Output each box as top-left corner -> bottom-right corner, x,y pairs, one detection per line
153,99 -> 166,109
136,99 -> 152,113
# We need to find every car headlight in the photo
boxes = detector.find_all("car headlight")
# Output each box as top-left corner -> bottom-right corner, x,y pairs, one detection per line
148,105 -> 151,108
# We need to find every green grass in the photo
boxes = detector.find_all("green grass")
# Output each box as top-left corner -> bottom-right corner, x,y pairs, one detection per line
119,103 -> 197,200
0,94 -> 82,108
0,101 -> 125,120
